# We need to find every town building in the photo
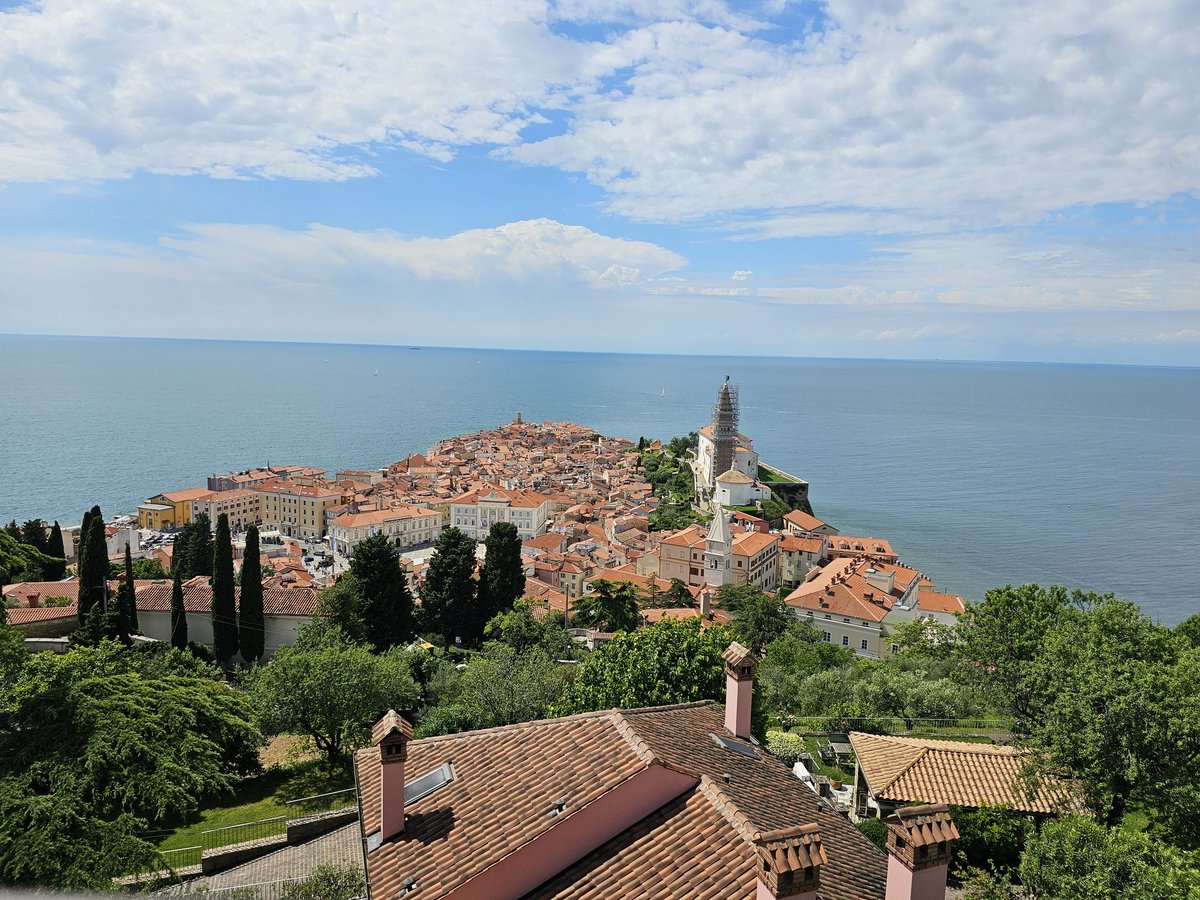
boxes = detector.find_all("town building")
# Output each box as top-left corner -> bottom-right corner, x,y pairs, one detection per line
189,489 -> 261,534
252,479 -> 344,540
783,510 -> 840,537
352,644 -> 952,900
449,482 -> 554,540
137,486 -> 211,530
779,533 -> 828,588
329,505 -> 442,556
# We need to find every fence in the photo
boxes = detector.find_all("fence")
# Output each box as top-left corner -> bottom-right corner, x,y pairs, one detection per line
778,716 -> 1014,738
157,875 -> 365,898
159,846 -> 203,871
283,787 -> 356,809
199,816 -> 287,850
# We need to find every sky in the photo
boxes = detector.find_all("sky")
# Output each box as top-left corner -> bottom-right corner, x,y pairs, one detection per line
0,0 -> 1197,365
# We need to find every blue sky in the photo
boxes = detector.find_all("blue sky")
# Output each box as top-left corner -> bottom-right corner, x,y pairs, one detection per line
0,0 -> 1197,365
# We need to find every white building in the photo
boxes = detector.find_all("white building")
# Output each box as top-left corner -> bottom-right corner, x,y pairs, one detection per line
189,489 -> 261,534
329,505 -> 443,556
713,469 -> 771,508
449,483 -> 554,540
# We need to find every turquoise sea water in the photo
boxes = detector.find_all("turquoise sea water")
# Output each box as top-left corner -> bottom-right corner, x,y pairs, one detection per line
1,334 -> 1197,624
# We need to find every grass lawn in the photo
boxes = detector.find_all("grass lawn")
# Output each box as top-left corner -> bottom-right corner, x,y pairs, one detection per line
151,741 -> 356,852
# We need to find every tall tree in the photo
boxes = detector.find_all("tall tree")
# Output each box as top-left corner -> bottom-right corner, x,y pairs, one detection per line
170,568 -> 188,650
239,525 -> 265,663
44,522 -> 66,580
76,506 -> 107,624
19,520 -> 47,554
174,512 -> 213,579
349,532 -> 415,652
478,522 -> 524,624
115,543 -> 138,639
569,578 -> 641,634
420,527 -> 480,647
210,514 -> 238,662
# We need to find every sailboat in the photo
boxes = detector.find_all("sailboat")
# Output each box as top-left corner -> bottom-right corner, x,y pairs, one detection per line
660,388 -> 666,397
373,369 -> 379,376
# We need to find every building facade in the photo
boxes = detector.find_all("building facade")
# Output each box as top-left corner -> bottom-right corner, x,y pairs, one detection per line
449,484 -> 554,540
329,506 -> 443,556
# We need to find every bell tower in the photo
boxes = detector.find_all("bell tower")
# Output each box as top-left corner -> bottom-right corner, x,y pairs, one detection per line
712,376 -> 739,478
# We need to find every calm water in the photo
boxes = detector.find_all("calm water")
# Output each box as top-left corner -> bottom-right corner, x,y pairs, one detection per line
1,335 -> 1197,624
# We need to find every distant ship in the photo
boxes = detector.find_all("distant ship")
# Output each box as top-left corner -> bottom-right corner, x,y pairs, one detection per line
373,369 -> 379,376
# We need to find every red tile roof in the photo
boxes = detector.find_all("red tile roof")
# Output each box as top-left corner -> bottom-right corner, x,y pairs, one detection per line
355,702 -> 886,900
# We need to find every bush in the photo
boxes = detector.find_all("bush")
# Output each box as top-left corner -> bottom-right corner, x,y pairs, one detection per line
857,817 -> 889,851
765,730 -> 808,766
951,805 -> 1031,876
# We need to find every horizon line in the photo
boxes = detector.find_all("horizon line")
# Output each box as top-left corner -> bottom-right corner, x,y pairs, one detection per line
1,330 -> 1197,372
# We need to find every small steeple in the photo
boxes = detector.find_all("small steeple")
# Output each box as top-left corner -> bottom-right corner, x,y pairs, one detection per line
707,507 -> 732,548
514,410 -> 523,425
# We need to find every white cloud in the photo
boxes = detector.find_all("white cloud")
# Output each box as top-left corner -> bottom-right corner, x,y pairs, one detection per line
0,0 -> 587,181
4,0 -> 1195,239
511,0 -> 1200,231
730,269 -> 752,280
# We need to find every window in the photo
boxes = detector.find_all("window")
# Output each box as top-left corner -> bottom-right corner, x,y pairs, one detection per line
861,639 -> 869,650
824,614 -> 831,620
822,632 -> 831,642
842,617 -> 850,623
841,635 -> 849,646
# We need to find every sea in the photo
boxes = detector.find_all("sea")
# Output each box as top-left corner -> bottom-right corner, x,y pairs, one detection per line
1,334 -> 1196,625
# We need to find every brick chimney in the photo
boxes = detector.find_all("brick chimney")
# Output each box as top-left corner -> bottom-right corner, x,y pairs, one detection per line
755,824 -> 825,900
27,593 -> 40,608
373,710 -> 413,842
722,642 -> 758,740
884,803 -> 958,900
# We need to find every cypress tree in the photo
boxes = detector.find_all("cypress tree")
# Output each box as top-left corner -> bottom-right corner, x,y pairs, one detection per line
116,542 -> 139,638
77,506 -> 107,624
479,522 -> 525,626
238,525 -> 265,663
350,531 -> 415,652
211,514 -> 238,662
45,521 -> 67,581
190,513 -> 213,578
170,568 -> 188,649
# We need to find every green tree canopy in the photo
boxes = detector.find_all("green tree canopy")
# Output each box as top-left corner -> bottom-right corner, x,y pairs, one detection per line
1019,816 -> 1200,899
717,583 -> 793,655
247,624 -> 419,760
420,527 -> 479,647
239,524 -> 265,663
76,506 -> 108,623
314,573 -> 368,645
174,513 -> 213,579
556,618 -> 730,715
0,642 -> 260,888
570,578 -> 641,634
0,529 -> 60,584
484,601 -> 577,659
350,531 -> 415,651
456,642 -> 574,728
115,542 -> 138,639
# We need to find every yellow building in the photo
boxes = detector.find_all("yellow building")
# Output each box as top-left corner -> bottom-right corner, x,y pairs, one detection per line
138,487 -> 212,531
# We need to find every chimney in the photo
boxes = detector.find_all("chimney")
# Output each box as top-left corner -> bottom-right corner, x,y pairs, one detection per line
755,824 -> 825,900
700,588 -> 711,617
884,803 -> 958,900
373,710 -> 413,843
27,593 -> 40,608
722,642 -> 758,740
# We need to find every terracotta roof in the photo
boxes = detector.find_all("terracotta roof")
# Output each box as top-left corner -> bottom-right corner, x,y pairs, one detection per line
3,581 -> 80,605
849,732 -> 1074,815
134,580 -> 320,617
157,487 -> 213,504
731,530 -> 778,557
783,510 -> 831,532
356,702 -> 887,900
918,590 -> 966,615
6,604 -> 78,624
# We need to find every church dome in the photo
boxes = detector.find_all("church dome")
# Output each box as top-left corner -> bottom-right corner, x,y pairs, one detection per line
716,469 -> 753,484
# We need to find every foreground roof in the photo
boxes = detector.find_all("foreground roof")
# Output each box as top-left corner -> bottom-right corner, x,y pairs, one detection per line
849,732 -> 1074,815
355,701 -> 887,900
